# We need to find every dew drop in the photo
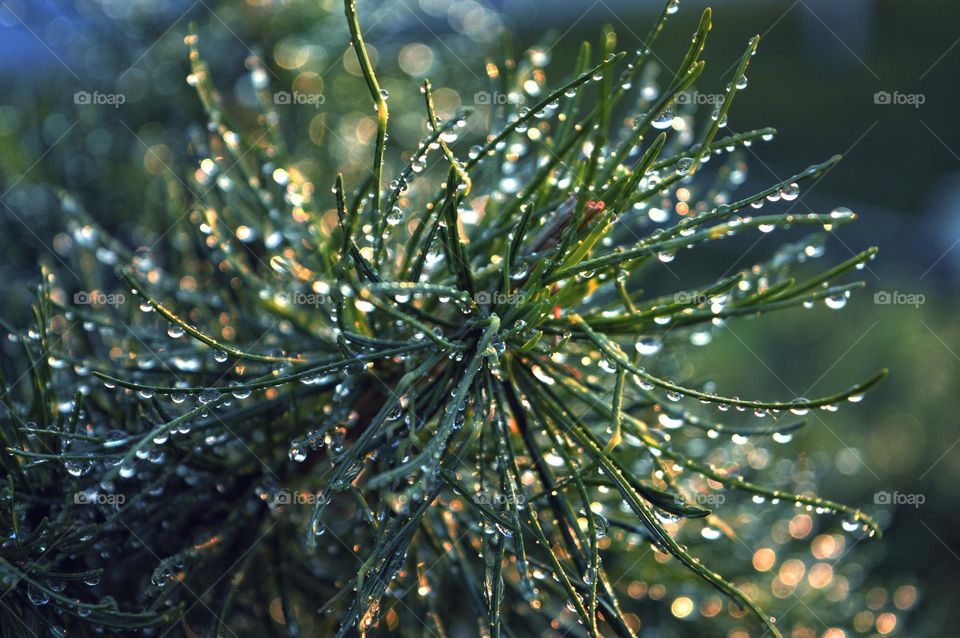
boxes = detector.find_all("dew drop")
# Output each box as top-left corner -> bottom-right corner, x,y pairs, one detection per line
229,381 -> 251,399
583,567 -> 596,585
652,109 -> 674,130
825,294 -> 848,310
64,460 -> 91,477
27,585 -> 49,606
386,206 -> 404,226
654,509 -> 681,524
635,337 -> 661,356
780,182 -> 800,201
199,389 -> 220,404
675,157 -> 694,175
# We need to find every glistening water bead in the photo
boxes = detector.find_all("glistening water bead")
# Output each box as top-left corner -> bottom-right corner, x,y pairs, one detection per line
289,443 -> 307,462
825,292 -> 849,309
64,460 -> 91,477
635,337 -> 662,355
652,110 -> 674,129
780,182 -> 800,200
386,207 -> 404,226
229,381 -> 251,399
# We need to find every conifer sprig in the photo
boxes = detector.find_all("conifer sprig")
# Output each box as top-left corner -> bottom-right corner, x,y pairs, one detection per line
0,1 -> 887,636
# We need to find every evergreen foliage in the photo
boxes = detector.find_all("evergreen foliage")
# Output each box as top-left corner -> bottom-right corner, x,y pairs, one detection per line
0,1 -> 887,636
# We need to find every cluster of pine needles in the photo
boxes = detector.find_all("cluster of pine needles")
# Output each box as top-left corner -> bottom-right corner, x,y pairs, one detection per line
0,1 -> 886,636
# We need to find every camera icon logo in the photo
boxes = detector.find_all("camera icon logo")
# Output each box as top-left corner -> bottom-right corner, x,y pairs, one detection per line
873,91 -> 891,105
873,291 -> 891,304
274,91 -> 292,105
874,490 -> 891,505
74,291 -> 91,304
474,291 -> 492,304
74,91 -> 91,105
675,291 -> 708,305
272,490 -> 293,505
474,91 -> 491,105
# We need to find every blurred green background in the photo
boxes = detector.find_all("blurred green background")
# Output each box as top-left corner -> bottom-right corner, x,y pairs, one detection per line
1,0 -> 956,636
